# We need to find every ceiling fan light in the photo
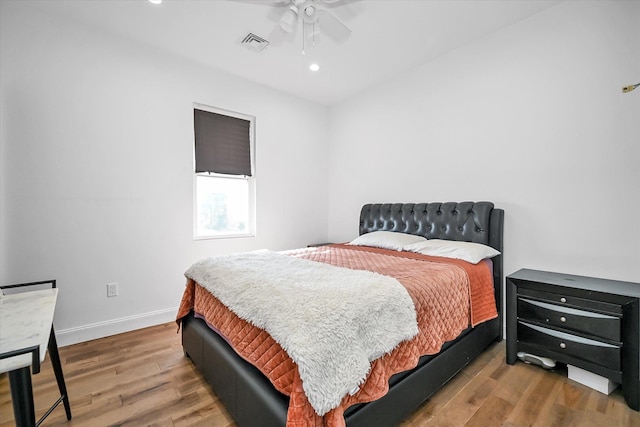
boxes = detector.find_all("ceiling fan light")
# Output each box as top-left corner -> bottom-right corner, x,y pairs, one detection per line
305,5 -> 316,17
302,4 -> 318,24
309,63 -> 320,72
279,6 -> 299,33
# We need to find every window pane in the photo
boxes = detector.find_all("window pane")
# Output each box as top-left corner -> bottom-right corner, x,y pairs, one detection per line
196,175 -> 250,237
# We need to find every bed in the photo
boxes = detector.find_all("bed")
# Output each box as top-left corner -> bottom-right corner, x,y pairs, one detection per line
177,201 -> 504,427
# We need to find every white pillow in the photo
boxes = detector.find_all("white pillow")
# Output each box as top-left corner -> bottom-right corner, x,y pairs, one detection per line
348,231 -> 427,251
404,239 -> 500,264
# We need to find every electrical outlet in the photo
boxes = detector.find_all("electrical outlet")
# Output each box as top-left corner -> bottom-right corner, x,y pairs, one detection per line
107,282 -> 118,297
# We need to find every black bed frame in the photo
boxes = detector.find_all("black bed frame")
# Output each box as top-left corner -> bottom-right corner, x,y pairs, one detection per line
181,202 -> 504,426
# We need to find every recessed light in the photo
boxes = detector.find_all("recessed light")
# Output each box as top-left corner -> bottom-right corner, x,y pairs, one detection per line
149,0 -> 162,4
309,63 -> 320,72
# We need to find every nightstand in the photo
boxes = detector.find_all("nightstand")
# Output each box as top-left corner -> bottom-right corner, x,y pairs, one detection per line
506,268 -> 640,411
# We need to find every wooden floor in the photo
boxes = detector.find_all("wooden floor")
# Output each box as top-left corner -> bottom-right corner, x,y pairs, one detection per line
1,323 -> 638,427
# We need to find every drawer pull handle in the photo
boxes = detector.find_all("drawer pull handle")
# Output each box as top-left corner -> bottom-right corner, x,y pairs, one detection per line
560,316 -> 566,323
560,342 -> 566,349
560,297 -> 567,303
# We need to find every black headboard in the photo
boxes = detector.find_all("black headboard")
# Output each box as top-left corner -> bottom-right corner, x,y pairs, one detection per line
359,202 -> 504,333
359,202 -> 495,244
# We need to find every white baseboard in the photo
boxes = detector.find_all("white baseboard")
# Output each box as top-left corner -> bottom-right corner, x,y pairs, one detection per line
55,307 -> 178,347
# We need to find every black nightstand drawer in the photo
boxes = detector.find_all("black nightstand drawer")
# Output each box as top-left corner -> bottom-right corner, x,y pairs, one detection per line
518,287 -> 622,315
518,322 -> 621,371
507,269 -> 640,411
517,298 -> 621,342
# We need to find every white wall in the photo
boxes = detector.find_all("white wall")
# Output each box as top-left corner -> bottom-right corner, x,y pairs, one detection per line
2,1 -> 639,347
0,2 -> 329,345
327,1 -> 640,283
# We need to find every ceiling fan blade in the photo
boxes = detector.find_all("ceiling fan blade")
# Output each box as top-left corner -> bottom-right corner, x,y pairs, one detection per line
278,6 -> 300,32
316,9 -> 351,42
267,18 -> 299,46
318,0 -> 360,7
267,24 -> 288,46
231,0 -> 290,5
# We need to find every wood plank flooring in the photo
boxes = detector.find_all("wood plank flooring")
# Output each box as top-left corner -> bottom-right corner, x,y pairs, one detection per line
1,323 -> 638,426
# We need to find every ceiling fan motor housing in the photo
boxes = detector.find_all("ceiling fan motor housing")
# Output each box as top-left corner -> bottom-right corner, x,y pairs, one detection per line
272,0 -> 351,44
289,0 -> 316,24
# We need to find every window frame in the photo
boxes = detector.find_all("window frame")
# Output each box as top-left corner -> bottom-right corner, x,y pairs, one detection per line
192,103 -> 256,240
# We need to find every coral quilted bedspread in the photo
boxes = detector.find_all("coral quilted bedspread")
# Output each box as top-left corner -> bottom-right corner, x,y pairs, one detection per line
176,244 -> 497,427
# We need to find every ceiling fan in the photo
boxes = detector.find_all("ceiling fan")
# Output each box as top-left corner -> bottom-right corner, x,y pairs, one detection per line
239,0 -> 353,51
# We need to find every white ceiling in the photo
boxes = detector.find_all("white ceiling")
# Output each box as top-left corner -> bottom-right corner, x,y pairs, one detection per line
36,0 -> 562,106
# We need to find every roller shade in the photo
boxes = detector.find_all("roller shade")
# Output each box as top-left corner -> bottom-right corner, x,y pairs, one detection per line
194,108 -> 252,176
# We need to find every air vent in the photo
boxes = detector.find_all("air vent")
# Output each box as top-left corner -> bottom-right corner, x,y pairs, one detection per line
241,33 -> 270,52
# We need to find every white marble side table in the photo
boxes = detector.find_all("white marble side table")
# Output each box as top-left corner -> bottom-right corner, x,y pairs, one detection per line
0,283 -> 71,426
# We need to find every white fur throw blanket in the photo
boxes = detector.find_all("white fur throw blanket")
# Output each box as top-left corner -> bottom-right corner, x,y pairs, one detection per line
184,250 -> 418,416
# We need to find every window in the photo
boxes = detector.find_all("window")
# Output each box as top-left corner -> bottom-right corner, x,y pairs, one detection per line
193,104 -> 255,239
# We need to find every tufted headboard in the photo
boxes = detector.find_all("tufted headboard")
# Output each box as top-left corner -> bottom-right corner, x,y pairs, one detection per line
359,201 -> 498,245
359,202 -> 504,324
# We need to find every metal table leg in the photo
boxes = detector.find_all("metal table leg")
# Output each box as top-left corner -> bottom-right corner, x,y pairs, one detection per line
8,366 -> 36,427
47,327 -> 72,420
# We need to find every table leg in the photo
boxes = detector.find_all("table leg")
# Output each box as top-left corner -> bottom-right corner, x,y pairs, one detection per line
48,327 -> 72,420
8,366 -> 36,427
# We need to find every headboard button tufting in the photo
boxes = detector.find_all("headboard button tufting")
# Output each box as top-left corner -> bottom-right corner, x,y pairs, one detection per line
359,202 -> 495,247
